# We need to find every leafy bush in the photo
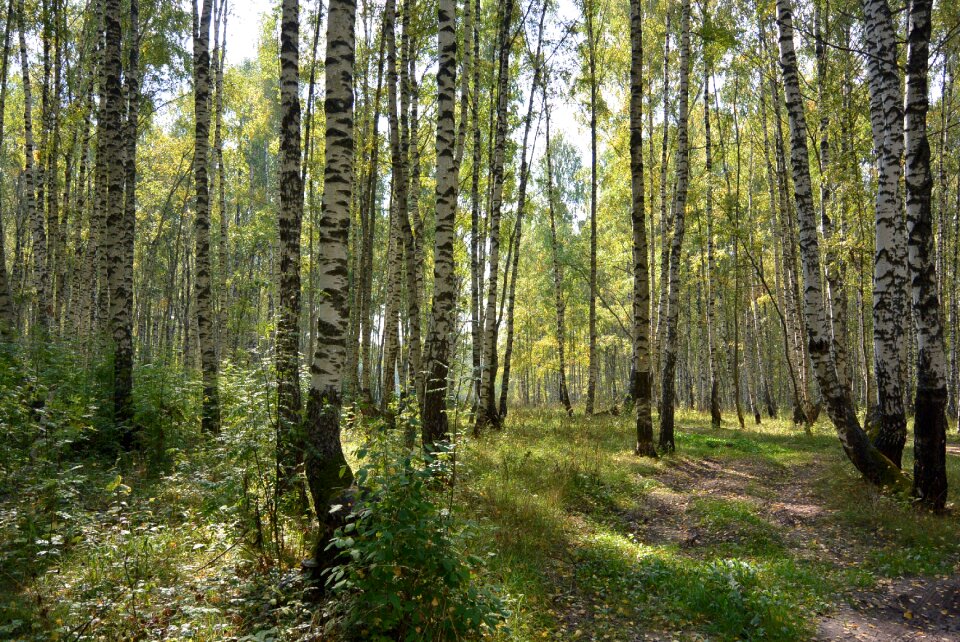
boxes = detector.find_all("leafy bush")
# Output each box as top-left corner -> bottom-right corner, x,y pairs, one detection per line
324,434 -> 509,641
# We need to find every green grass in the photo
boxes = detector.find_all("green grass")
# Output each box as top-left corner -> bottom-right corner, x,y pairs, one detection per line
455,408 -> 960,641
2,392 -> 959,640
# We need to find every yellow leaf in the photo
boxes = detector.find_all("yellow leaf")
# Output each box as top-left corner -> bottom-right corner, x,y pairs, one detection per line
903,611 -> 913,620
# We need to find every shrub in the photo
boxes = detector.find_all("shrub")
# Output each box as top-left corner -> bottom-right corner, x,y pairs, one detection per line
324,433 -> 509,641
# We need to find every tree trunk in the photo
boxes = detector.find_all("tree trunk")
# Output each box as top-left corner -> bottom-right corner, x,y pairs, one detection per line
703,42 -> 721,430
112,0 -> 137,446
474,0 -> 514,434
305,0 -> 356,573
420,0 -> 458,446
499,0 -> 546,420
276,0 -> 304,491
862,0 -> 908,467
658,0 -> 691,453
585,0 -> 598,415
18,0 -> 50,331
193,0 -> 220,434
545,106 -> 572,416
776,0 -> 906,490
903,0 -> 947,509
630,0 -> 655,456
0,0 -> 16,335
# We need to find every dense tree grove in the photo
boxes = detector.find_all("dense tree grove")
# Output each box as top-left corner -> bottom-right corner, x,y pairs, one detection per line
1,0 -> 959,637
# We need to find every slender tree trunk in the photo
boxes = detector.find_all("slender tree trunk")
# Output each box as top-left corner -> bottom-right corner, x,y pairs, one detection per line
903,0 -> 947,509
545,105 -> 572,416
193,0 -> 220,434
18,0 -> 50,331
499,0 -> 546,419
654,11 -> 670,404
658,0 -> 691,453
112,0 -> 137,446
421,0 -> 458,446
703,44 -> 721,429
474,0 -> 514,433
305,0 -> 356,572
630,0 -> 655,456
276,0 -> 304,490
469,0 -> 482,408
0,0 -> 16,335
585,0 -> 598,415
776,0 -> 906,489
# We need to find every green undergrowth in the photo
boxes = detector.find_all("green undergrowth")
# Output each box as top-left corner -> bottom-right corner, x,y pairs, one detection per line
2,344 -> 959,640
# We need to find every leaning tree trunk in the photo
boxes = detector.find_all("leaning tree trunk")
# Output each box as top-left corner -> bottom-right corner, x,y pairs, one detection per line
193,0 -> 220,434
276,0 -> 304,491
658,0 -> 691,453
903,0 -> 948,509
630,0 -> 655,456
305,0 -> 356,573
474,0 -> 514,434
776,0 -> 907,489
545,105 -> 572,416
863,0 -> 908,467
420,0 -> 458,447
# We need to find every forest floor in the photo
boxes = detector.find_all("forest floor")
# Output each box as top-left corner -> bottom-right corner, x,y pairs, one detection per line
2,401 -> 959,641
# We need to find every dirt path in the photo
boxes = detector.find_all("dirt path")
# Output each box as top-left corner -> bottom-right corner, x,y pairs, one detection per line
628,454 -> 960,640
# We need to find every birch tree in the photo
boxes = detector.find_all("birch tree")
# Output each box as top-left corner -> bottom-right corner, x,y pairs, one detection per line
776,0 -> 906,489
276,0 -> 303,489
192,0 -> 220,434
305,0 -> 356,569
903,0 -> 947,509
420,0 -> 457,446
658,0 -> 691,453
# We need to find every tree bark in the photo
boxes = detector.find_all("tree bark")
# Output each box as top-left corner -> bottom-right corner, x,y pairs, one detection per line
658,0 -> 691,453
630,0 -> 655,456
474,0 -> 514,434
776,0 -> 907,490
420,0 -> 458,446
305,0 -> 356,572
903,0 -> 947,509
862,0 -> 908,467
276,0 -> 304,491
545,104 -> 572,416
193,0 -> 220,434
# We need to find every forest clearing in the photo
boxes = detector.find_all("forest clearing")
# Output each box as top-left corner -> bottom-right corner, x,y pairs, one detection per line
1,0 -> 960,638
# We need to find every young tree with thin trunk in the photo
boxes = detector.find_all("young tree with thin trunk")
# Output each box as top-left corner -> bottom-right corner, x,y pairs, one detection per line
192,0 -> 220,434
305,0 -> 356,570
0,0 -> 16,336
276,0 -> 303,491
499,0 -> 546,419
903,0 -> 947,509
776,0 -> 906,489
658,0 -> 691,453
474,0 -> 514,434
545,104 -> 572,416
630,0 -> 655,456
703,26 -> 720,429
18,0 -> 50,331
584,0 -> 599,415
